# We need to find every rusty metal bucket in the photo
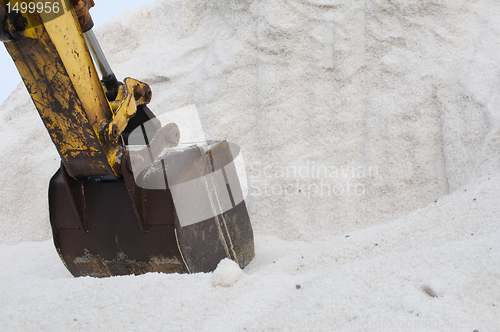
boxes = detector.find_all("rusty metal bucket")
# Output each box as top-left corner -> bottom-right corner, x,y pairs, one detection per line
48,106 -> 254,277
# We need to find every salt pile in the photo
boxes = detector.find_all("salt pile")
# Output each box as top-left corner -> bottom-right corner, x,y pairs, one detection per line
1,0 -> 499,330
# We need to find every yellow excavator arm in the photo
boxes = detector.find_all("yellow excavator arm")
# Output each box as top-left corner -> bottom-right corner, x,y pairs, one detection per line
1,0 -> 254,278
1,0 -> 150,178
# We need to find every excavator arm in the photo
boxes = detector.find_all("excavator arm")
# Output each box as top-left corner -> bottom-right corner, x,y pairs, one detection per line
0,0 -> 254,277
1,0 -> 151,177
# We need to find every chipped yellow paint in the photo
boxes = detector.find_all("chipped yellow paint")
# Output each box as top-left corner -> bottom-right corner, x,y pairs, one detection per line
3,1 -> 121,177
41,0 -> 113,131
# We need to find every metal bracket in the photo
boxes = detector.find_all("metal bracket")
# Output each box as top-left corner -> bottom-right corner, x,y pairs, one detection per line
103,78 -> 152,145
60,163 -> 88,233
121,151 -> 148,232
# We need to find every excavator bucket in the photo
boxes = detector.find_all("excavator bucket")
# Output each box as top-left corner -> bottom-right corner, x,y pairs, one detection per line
49,106 -> 255,277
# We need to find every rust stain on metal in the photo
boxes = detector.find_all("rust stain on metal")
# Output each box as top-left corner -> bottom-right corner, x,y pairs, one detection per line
72,251 -> 184,278
71,0 -> 95,32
